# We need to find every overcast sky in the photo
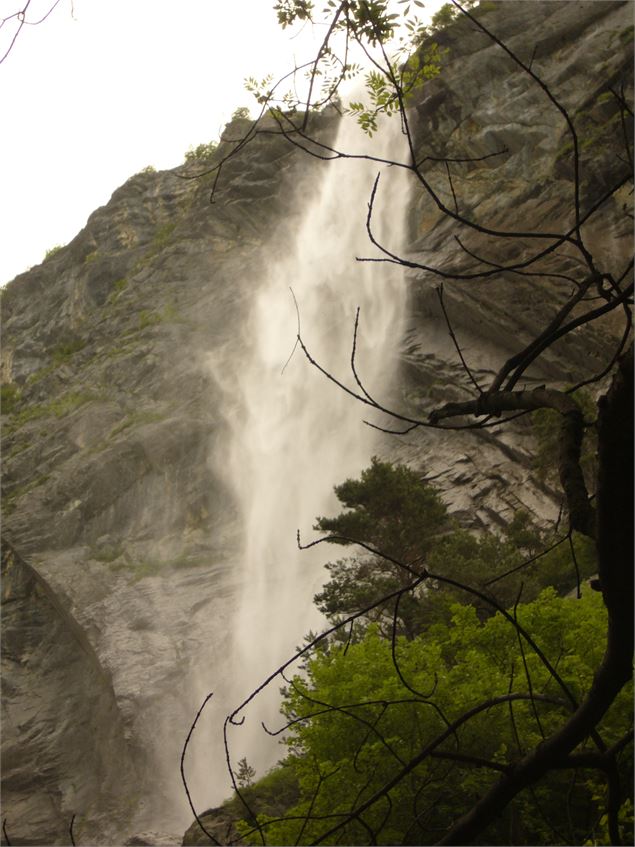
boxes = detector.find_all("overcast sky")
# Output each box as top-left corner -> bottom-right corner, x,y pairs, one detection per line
1,0 -> 446,284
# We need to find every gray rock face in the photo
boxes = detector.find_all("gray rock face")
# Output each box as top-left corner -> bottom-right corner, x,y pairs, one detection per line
377,0 -> 632,524
0,2 -> 631,844
1,541 -> 137,846
1,111 -> 340,843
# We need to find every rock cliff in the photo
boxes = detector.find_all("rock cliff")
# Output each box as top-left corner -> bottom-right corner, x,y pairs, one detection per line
388,0 -> 632,522
1,2 -> 632,844
1,110 -> 340,844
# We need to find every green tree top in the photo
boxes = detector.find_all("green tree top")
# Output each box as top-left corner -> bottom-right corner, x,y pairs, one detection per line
239,589 -> 633,845
315,456 -> 449,563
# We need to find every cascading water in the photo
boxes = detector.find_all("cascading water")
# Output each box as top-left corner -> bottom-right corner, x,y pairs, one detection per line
191,112 -> 412,811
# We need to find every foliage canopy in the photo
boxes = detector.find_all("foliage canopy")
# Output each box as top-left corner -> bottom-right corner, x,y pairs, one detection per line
238,589 -> 632,845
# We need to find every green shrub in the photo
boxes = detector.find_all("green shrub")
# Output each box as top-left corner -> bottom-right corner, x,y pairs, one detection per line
6,436 -> 31,459
476,0 -> 497,13
108,410 -> 165,439
151,222 -> 176,251
1,383 -> 21,414
138,309 -> 162,330
128,552 -> 207,582
2,473 -> 50,513
92,543 -> 124,563
25,363 -> 56,387
232,106 -> 251,120
161,303 -> 178,322
51,337 -> 86,365
184,141 -> 218,162
430,3 -> 458,30
50,392 -> 94,417
227,764 -> 300,827
415,0 -> 479,36
597,90 -> 614,105
106,277 -> 129,305
136,303 -> 179,331
240,590 -> 632,846
8,391 -> 95,430
44,244 -> 64,260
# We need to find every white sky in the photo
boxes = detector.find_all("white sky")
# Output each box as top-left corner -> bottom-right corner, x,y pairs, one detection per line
1,0 -> 446,285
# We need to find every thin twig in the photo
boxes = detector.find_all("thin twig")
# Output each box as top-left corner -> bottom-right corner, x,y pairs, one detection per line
180,693 -> 220,845
435,284 -> 483,395
513,583 -> 545,739
281,287 -> 301,374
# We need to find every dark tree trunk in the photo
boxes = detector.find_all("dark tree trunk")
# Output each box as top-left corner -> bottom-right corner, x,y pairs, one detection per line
439,347 -> 634,845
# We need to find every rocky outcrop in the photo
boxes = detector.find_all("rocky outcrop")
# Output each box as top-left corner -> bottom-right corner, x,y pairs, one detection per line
1,110 -> 342,843
378,0 -> 632,523
181,807 -> 243,847
405,0 -> 632,368
1,540 -> 137,846
0,2 -> 632,844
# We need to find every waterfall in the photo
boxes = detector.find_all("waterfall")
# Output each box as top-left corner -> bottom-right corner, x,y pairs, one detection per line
194,112 -> 411,809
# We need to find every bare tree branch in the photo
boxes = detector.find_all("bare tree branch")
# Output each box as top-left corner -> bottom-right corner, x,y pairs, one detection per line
181,692 -> 221,846
429,387 -> 596,537
0,0 -> 64,64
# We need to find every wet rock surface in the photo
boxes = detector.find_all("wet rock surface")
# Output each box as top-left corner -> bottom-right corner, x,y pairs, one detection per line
1,540 -> 138,846
375,0 -> 633,526
1,109 -> 340,844
0,2 -> 631,844
181,807 -> 244,846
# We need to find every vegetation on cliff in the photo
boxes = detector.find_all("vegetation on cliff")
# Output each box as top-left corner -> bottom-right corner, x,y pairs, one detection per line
202,459 -> 628,845
240,589 -> 632,845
